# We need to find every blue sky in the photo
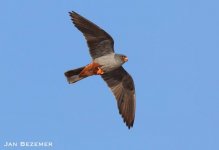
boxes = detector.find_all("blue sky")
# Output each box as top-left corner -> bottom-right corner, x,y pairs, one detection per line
1,0 -> 219,149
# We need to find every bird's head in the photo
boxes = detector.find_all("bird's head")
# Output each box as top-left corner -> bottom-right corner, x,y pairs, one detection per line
116,54 -> 128,64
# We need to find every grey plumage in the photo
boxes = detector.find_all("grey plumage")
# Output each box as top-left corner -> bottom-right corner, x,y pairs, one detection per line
65,11 -> 136,129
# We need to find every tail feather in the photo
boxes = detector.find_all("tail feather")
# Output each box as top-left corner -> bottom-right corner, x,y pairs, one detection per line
64,66 -> 87,84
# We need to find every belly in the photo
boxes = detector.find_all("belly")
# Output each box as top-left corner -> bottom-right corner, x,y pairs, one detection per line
93,54 -> 121,72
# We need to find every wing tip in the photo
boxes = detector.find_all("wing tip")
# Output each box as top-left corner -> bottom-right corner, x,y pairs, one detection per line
68,11 -> 84,26
69,11 -> 76,15
118,106 -> 135,129
126,119 -> 134,129
69,11 -> 82,18
119,111 -> 134,129
68,11 -> 79,21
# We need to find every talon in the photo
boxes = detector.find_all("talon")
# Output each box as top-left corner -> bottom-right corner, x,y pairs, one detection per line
97,67 -> 104,75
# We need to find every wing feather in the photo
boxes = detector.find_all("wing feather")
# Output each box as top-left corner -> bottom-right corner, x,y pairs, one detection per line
69,11 -> 114,59
101,67 -> 136,129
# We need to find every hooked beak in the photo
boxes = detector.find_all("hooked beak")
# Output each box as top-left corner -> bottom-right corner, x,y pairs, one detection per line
123,57 -> 128,62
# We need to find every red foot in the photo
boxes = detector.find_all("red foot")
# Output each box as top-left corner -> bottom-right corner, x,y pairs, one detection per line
79,63 -> 104,77
96,67 -> 104,75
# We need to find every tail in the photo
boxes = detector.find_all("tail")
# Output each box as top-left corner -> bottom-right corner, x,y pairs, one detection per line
64,66 -> 87,84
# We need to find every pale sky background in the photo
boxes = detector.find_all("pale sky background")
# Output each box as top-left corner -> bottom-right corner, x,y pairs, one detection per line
1,0 -> 219,150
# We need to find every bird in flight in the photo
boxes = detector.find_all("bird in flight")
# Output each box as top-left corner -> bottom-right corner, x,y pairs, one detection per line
64,11 -> 136,129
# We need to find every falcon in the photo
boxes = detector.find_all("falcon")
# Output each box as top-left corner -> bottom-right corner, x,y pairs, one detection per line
64,11 -> 136,129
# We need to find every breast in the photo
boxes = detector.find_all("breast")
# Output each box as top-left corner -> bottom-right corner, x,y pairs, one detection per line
93,53 -> 121,72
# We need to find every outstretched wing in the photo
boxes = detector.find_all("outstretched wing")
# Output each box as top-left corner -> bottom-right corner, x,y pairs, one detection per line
69,11 -> 114,59
101,67 -> 136,129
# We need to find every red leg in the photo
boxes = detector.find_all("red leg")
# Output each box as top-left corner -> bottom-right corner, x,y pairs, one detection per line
79,62 -> 104,77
